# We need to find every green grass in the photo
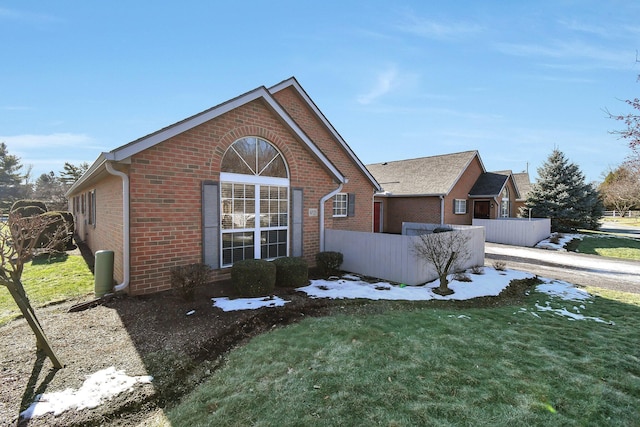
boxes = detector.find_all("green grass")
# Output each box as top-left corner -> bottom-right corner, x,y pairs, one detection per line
568,234 -> 640,261
166,290 -> 640,427
0,253 -> 94,326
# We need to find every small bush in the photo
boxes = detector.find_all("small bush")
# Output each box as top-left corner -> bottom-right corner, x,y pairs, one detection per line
470,265 -> 485,275
10,199 -> 48,213
453,271 -> 472,282
492,260 -> 507,271
433,226 -> 453,233
35,211 -> 73,252
170,263 -> 211,301
315,251 -> 343,276
11,205 -> 46,218
272,257 -> 309,288
231,259 -> 276,297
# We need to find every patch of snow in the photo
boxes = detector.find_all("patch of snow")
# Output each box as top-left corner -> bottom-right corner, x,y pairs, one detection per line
20,367 -> 153,420
535,233 -> 584,250
534,302 -> 614,325
212,295 -> 289,312
186,310 -> 196,316
298,268 -> 532,302
536,280 -> 592,301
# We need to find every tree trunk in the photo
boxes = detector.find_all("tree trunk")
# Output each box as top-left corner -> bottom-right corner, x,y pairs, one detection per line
3,280 -> 63,369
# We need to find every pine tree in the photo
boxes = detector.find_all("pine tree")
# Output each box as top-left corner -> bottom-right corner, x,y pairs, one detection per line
0,142 -> 26,213
526,149 -> 604,232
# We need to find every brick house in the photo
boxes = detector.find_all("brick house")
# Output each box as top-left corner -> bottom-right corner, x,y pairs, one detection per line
367,151 -> 520,234
66,77 -> 381,295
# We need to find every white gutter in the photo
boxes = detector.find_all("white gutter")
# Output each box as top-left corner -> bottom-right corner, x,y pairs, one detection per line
319,181 -> 344,252
439,195 -> 445,225
104,162 -> 130,293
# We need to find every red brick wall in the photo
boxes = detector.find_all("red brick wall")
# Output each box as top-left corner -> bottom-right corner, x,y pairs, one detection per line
382,196 -> 442,234
72,174 -> 125,283
89,94 -> 373,295
271,87 -> 375,233
443,156 -> 484,225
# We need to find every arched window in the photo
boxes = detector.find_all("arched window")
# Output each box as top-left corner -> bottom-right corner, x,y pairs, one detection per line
219,137 -> 289,266
500,187 -> 510,218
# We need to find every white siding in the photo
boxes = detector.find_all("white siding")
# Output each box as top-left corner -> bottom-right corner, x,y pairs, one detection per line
472,218 -> 550,247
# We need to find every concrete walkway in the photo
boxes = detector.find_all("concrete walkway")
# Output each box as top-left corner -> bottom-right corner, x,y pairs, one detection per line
485,242 -> 640,294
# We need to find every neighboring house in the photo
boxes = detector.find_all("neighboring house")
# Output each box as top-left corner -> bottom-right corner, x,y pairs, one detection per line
512,172 -> 532,216
66,77 -> 381,295
469,170 -> 521,220
367,151 -> 520,234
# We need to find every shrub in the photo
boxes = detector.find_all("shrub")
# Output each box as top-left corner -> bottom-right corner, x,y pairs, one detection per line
10,199 -> 48,213
470,265 -> 485,275
492,260 -> 507,271
170,263 -> 211,301
433,226 -> 453,233
11,205 -> 46,218
315,251 -> 343,276
453,271 -> 472,282
231,259 -> 276,297
35,212 -> 73,252
272,257 -> 309,288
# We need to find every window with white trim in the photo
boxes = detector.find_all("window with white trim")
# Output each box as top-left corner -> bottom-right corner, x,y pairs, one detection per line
500,187 -> 510,218
333,193 -> 348,217
454,199 -> 467,214
220,137 -> 289,267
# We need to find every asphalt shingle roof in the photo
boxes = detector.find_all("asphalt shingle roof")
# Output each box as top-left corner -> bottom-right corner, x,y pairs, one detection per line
469,172 -> 509,197
366,150 -> 480,196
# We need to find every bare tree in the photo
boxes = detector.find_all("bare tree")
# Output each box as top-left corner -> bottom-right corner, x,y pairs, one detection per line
413,228 -> 471,296
0,211 -> 68,368
599,162 -> 640,217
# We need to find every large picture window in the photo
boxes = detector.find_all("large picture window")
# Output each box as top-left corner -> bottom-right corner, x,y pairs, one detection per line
220,137 -> 289,267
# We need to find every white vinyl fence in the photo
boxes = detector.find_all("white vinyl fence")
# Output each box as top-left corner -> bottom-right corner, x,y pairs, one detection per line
472,218 -> 550,247
324,225 -> 485,286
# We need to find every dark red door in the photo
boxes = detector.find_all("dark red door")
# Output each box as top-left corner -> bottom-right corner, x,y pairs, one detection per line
374,202 -> 382,232
474,201 -> 490,219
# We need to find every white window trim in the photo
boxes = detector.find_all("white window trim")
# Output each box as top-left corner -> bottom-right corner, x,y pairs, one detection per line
454,199 -> 467,215
333,193 -> 348,217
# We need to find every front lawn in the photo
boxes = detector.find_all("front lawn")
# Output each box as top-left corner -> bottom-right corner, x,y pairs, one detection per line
0,252 -> 94,326
166,285 -> 640,426
567,234 -> 640,261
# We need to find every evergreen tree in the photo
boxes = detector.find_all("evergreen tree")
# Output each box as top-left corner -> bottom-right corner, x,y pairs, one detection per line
526,149 -> 604,232
0,142 -> 26,213
59,161 -> 89,186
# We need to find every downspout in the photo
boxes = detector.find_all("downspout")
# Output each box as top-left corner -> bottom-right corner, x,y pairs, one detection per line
439,195 -> 445,226
104,162 -> 130,293
319,181 -> 344,252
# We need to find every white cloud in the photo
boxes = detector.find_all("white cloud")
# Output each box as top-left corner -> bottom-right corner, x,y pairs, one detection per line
397,14 -> 484,40
357,67 -> 399,105
0,7 -> 59,23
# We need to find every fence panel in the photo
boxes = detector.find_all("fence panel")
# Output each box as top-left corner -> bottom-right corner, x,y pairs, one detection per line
325,226 -> 484,285
471,218 -> 550,247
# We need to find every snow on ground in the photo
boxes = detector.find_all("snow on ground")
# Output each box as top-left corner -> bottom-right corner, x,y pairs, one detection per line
298,268 -> 531,301
20,367 -> 153,420
535,233 -> 584,250
212,295 -> 288,311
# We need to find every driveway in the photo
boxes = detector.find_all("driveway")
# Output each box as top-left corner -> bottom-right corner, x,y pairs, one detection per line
599,220 -> 640,239
485,242 -> 640,294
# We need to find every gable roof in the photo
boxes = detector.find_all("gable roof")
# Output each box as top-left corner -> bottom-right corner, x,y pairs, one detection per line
512,172 -> 532,201
469,170 -> 521,199
367,150 -> 483,196
68,77 -> 378,196
269,78 -> 381,191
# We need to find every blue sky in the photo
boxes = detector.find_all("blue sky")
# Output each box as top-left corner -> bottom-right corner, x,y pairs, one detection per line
1,1 -> 639,184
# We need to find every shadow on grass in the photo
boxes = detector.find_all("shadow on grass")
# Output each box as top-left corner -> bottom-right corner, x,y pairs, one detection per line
30,253 -> 68,266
